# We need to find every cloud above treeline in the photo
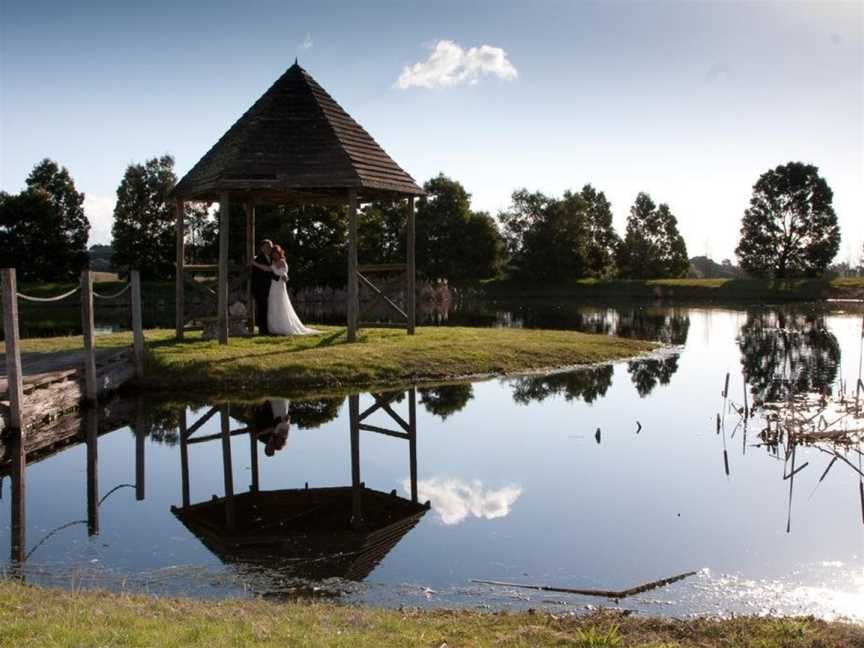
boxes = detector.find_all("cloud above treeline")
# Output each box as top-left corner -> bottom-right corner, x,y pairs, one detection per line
396,40 -> 518,89
300,32 -> 313,50
403,477 -> 522,525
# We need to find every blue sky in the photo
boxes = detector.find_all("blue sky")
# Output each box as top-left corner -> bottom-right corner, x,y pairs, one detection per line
1,0 -> 861,262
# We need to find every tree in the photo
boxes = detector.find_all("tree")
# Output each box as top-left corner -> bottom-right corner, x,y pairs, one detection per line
499,185 -> 619,281
26,159 -> 90,277
111,155 -> 179,278
616,193 -> 688,278
0,189 -> 57,281
416,174 -> 505,279
735,162 -> 840,278
0,159 -> 89,281
580,184 -> 619,278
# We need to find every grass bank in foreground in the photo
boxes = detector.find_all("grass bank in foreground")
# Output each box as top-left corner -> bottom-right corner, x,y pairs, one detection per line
468,276 -> 864,303
0,583 -> 861,648
7,326 -> 656,395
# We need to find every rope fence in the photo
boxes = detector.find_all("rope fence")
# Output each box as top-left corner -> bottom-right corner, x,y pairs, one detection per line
15,285 -> 81,303
93,283 -> 132,300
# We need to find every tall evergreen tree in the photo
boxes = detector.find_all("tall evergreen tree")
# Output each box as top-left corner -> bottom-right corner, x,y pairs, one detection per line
616,192 -> 688,278
735,162 -> 840,278
111,155 -> 178,278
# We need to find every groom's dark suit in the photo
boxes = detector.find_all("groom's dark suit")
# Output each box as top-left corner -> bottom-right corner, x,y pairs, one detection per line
252,253 -> 278,335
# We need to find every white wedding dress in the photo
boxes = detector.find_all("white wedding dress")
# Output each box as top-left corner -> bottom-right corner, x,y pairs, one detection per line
267,261 -> 319,336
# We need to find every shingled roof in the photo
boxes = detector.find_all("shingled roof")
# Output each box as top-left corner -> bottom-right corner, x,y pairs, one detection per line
173,62 -> 423,203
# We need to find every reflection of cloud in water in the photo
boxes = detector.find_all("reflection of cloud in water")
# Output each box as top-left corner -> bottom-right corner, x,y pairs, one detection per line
403,477 -> 522,525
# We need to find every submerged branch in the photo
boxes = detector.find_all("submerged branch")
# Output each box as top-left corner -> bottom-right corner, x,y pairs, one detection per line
470,570 -> 698,599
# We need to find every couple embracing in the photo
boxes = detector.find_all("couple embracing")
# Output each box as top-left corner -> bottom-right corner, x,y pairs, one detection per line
250,239 -> 318,337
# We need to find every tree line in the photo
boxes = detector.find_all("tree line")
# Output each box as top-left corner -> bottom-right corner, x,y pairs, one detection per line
1,157 -> 852,284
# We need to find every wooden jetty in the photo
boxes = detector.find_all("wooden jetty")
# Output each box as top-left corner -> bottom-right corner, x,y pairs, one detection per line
1,268 -> 144,436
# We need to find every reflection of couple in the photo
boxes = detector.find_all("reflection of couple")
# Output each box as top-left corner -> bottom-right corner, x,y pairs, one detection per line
253,398 -> 292,457
251,239 -> 318,337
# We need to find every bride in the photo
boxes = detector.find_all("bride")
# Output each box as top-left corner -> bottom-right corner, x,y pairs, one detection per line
264,245 -> 318,336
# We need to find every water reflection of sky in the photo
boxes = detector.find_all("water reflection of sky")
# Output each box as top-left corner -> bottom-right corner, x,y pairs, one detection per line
2,304 -> 863,619
403,478 -> 523,525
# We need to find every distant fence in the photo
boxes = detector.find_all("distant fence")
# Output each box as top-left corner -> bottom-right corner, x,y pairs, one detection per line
1,268 -> 144,432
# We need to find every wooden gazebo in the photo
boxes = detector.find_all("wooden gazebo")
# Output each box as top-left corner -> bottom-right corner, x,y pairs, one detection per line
171,61 -> 424,344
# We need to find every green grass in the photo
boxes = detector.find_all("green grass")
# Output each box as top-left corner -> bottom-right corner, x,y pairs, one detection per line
468,277 -> 864,302
0,582 -> 860,648
4,326 -> 656,396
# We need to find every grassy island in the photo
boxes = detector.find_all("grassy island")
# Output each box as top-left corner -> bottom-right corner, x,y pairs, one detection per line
0,582 -> 860,648
8,326 -> 657,396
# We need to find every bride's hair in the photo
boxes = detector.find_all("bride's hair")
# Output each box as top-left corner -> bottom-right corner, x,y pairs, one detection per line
272,245 -> 286,261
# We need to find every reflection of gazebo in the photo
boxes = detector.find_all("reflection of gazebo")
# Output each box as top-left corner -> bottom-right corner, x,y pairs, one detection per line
172,389 -> 428,587
171,62 -> 425,344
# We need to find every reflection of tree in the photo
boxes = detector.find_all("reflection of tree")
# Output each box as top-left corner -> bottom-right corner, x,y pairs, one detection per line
616,308 -> 690,344
627,356 -> 679,397
287,397 -> 344,429
511,365 -> 614,405
418,384 -> 474,419
220,397 -> 345,433
516,306 -> 614,335
737,309 -> 840,403
131,400 -> 182,445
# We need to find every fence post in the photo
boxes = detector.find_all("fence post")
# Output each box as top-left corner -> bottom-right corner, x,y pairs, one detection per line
80,270 -> 98,402
131,270 -> 144,378
1,268 -> 25,432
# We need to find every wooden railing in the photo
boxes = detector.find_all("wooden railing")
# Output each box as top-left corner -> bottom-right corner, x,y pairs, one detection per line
1,268 -> 145,432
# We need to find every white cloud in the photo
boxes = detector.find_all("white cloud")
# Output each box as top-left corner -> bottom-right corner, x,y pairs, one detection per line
300,32 -> 313,50
396,40 -> 518,89
403,477 -> 522,525
84,194 -> 115,246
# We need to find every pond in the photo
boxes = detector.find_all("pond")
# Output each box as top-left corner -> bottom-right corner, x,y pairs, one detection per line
2,302 -> 863,620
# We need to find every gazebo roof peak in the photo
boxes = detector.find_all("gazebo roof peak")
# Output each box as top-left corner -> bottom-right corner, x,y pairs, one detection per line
173,62 -> 424,203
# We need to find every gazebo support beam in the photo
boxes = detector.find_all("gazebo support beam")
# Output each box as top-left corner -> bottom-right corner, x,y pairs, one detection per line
406,196 -> 416,335
244,203 -> 255,335
217,192 -> 230,345
175,199 -> 185,339
347,189 -> 359,342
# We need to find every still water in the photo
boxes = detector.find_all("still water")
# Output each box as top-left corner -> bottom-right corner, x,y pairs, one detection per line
2,303 -> 863,619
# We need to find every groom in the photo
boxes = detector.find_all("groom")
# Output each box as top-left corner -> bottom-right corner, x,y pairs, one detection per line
251,239 -> 277,335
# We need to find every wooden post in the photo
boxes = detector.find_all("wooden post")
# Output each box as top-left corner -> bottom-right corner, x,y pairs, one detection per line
249,429 -> 259,492
347,190 -> 359,342
349,393 -> 362,528
220,405 -> 235,529
406,196 -> 416,335
1,269 -> 24,432
80,270 -> 98,402
244,203 -> 255,335
179,412 -> 190,508
218,193 -> 230,345
9,418 -> 25,565
408,387 -> 418,504
131,269 -> 144,378
86,407 -> 99,536
136,423 -> 146,501
175,199 -> 185,339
